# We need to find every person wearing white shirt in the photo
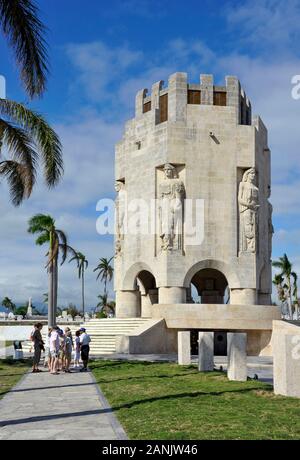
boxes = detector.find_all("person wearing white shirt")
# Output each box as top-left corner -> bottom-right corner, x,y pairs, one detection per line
79,328 -> 91,372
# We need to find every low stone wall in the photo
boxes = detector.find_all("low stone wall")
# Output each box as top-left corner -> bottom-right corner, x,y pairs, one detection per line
115,319 -> 177,354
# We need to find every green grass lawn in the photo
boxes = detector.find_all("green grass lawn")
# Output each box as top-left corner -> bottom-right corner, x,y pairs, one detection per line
90,360 -> 300,440
0,359 -> 30,400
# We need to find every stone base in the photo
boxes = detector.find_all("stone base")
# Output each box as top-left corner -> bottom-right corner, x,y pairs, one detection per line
198,332 -> 214,371
273,321 -> 300,398
178,331 -> 191,365
227,333 -> 247,381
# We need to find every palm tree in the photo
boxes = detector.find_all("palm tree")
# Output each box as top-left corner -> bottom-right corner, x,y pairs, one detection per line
0,1 -> 63,206
272,254 -> 298,319
0,0 -> 48,98
1,296 -> 15,312
272,273 -> 286,316
94,257 -> 114,296
28,214 -> 76,327
69,252 -> 88,316
96,293 -> 115,317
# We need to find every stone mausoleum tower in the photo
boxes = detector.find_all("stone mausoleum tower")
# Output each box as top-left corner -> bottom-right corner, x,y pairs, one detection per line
114,72 -> 273,321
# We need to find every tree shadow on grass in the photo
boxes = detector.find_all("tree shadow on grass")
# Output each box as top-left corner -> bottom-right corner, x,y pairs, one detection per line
0,386 -> 269,428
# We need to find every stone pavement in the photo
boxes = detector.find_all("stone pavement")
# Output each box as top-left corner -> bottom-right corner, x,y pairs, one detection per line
0,368 -> 127,440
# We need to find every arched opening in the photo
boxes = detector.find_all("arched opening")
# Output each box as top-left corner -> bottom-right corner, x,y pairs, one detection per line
136,270 -> 158,317
190,268 -> 230,304
189,267 -> 229,356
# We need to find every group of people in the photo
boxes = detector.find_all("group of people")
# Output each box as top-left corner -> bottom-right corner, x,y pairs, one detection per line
31,323 -> 91,375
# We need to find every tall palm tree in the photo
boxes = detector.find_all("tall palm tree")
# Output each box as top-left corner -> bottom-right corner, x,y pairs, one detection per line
1,296 -> 15,312
272,273 -> 286,316
0,1 -> 63,206
273,254 -> 298,319
69,251 -> 88,316
28,214 -> 76,327
0,0 -> 48,98
94,257 -> 114,296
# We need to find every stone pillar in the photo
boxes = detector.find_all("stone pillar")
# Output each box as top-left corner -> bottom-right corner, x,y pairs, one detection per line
225,76 -> 241,124
178,331 -> 191,365
198,332 -> 214,371
200,74 -> 213,105
273,321 -> 300,398
151,80 -> 163,124
135,88 -> 147,117
168,72 -> 187,122
159,286 -> 186,304
230,288 -> 257,305
227,333 -> 247,381
116,290 -> 141,318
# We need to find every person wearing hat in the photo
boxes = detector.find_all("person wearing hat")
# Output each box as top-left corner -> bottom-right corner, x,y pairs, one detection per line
79,328 -> 91,372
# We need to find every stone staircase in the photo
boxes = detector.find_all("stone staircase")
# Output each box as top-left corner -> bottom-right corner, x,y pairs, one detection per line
22,318 -> 152,357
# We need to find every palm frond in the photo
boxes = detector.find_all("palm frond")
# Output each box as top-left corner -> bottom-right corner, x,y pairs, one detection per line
28,213 -> 55,233
0,159 -> 29,205
0,0 -> 49,98
0,99 -> 63,186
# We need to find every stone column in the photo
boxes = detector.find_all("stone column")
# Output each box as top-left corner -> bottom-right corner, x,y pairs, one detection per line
168,72 -> 187,123
227,332 -> 247,381
200,74 -> 213,105
178,331 -> 191,365
116,290 -> 141,318
198,332 -> 214,371
159,286 -> 186,304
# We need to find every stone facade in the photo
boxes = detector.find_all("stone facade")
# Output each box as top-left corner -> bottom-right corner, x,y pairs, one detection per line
115,72 -> 273,316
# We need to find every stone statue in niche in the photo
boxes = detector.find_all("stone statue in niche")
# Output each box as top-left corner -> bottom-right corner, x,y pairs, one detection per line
115,180 -> 126,256
158,163 -> 185,252
267,185 -> 274,259
238,168 -> 259,253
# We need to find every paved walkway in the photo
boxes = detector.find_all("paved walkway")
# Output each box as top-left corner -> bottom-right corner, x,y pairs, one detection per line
0,368 -> 127,440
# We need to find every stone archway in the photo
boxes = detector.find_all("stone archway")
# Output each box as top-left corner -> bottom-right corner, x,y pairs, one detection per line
190,268 -> 229,304
116,263 -> 158,317
136,270 -> 158,317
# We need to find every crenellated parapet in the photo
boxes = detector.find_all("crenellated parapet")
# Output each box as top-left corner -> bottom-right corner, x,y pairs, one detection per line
135,72 -> 251,125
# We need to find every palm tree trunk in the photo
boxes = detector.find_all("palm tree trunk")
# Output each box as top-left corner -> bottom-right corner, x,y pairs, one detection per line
82,268 -> 85,317
53,255 -> 58,326
48,260 -> 54,327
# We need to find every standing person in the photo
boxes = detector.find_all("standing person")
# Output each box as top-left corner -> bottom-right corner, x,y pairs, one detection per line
64,329 -> 73,373
44,327 -> 52,368
32,323 -> 44,373
73,330 -> 81,368
49,326 -> 60,375
58,328 -> 65,371
79,328 -> 91,372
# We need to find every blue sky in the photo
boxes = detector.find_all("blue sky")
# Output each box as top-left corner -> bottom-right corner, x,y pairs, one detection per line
0,0 -> 300,308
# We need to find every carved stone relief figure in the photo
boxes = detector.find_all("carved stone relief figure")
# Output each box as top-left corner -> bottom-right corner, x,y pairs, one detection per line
158,163 -> 185,252
238,168 -> 259,253
115,180 -> 126,256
